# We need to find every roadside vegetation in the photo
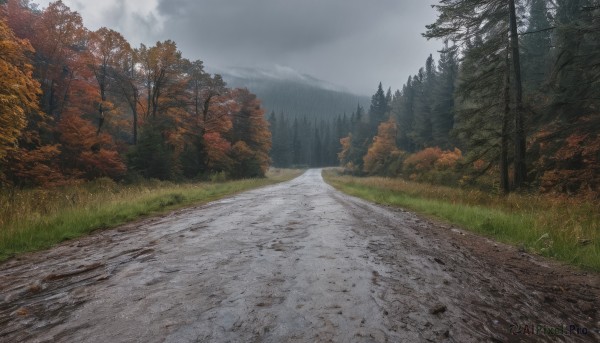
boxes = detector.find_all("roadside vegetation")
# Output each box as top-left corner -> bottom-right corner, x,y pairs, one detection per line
0,169 -> 303,261
323,169 -> 600,272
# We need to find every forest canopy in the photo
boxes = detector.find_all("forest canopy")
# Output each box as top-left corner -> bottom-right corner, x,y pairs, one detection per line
327,0 -> 599,197
0,0 -> 271,187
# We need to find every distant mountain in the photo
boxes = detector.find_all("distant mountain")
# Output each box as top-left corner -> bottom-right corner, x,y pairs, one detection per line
215,66 -> 370,120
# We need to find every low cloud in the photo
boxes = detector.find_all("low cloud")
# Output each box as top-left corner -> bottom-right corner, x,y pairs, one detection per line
33,0 -> 441,94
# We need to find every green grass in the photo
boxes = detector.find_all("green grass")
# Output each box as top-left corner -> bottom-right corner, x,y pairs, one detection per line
323,169 -> 600,271
0,169 -> 303,261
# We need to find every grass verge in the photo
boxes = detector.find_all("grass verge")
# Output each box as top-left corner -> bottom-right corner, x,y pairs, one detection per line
323,169 -> 600,271
0,169 -> 303,261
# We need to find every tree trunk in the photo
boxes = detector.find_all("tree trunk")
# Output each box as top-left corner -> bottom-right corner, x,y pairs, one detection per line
97,74 -> 106,135
132,91 -> 138,145
501,44 -> 511,194
509,0 -> 527,189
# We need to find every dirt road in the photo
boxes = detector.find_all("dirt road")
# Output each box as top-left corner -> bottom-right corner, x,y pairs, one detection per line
1,169 -> 598,342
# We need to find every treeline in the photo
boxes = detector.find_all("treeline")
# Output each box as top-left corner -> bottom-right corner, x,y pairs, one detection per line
0,0 -> 271,187
341,0 -> 599,197
268,110 -> 358,168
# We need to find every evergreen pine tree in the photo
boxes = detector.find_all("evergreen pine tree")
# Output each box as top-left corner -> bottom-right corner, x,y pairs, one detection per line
425,0 -> 528,190
391,76 -> 416,152
521,0 -> 552,93
291,117 -> 302,166
369,83 -> 388,134
432,44 -> 458,148
411,55 -> 436,149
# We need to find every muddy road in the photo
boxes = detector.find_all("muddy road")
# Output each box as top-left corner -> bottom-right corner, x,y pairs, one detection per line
1,169 -> 599,342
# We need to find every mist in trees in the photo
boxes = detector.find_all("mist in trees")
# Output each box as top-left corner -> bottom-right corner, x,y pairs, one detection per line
268,111 -> 351,168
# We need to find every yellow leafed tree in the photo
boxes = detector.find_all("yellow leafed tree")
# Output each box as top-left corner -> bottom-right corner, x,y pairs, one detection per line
363,117 -> 401,175
0,19 -> 41,160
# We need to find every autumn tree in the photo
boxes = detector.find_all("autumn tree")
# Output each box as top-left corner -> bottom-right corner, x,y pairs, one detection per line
180,79 -> 238,178
87,27 -> 130,134
130,40 -> 189,178
103,43 -> 144,145
31,8 -> 129,181
363,117 -> 402,176
0,12 -> 63,187
0,18 -> 40,160
229,88 -> 271,178
137,40 -> 186,121
178,59 -> 209,177
2,1 -> 277,185
57,112 -> 126,179
198,89 -> 237,174
31,0 -> 87,119
2,0 -> 39,41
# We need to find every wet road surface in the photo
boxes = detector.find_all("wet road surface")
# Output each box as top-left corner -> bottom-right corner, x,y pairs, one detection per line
1,169 -> 599,342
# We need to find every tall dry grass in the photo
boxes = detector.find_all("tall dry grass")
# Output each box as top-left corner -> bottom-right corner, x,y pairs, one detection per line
0,169 -> 303,260
323,170 -> 600,271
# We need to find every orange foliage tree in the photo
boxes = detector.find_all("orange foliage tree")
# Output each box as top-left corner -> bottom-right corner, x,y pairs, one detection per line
0,18 -> 40,160
200,89 -> 238,173
229,88 -> 271,178
57,113 -> 126,180
2,0 -> 38,40
87,27 -> 131,134
30,1 -> 87,119
363,117 -> 402,175
1,1 -> 273,186
203,132 -> 232,171
130,40 -> 190,178
137,40 -> 187,121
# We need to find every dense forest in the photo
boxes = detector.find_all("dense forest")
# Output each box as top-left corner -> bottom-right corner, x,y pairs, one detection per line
268,109 -> 357,168
0,0 -> 271,187
266,87 -> 388,169
1,0 -> 598,199
226,68 -> 369,168
335,0 -> 599,197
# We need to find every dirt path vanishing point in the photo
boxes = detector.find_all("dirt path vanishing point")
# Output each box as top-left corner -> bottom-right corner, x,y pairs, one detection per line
1,169 -> 599,342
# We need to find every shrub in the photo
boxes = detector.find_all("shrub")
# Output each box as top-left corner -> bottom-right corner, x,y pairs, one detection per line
403,147 -> 463,186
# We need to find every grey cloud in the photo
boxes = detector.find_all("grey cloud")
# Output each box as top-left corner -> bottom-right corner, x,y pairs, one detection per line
36,0 -> 442,95
153,0 -> 441,94
158,1 -> 356,55
103,0 -> 164,44
158,0 -> 406,51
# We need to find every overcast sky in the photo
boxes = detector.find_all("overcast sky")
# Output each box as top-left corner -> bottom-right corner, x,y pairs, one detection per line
35,0 -> 441,95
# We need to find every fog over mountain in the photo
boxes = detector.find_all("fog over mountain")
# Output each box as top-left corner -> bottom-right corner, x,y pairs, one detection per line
215,66 -> 371,120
